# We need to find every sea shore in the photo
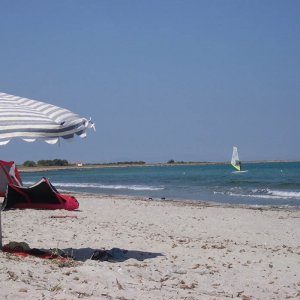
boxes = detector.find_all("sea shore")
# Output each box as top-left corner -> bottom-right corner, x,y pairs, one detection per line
17,160 -> 300,173
17,162 -> 222,173
0,193 -> 300,299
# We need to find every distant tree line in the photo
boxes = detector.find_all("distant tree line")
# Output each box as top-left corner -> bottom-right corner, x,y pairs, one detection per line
167,159 -> 208,164
106,161 -> 146,165
23,159 -> 69,167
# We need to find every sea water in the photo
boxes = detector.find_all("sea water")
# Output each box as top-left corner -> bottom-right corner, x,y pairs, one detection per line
21,162 -> 300,207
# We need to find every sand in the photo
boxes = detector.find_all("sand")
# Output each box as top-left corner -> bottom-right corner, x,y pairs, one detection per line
0,194 -> 300,299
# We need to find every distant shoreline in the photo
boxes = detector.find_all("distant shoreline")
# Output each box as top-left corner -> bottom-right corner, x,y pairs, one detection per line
18,160 -> 299,173
18,161 -> 220,172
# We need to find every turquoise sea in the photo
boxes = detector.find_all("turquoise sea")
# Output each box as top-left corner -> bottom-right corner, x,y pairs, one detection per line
21,162 -> 300,208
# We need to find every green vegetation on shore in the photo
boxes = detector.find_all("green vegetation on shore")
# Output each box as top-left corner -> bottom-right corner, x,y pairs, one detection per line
22,159 -> 211,169
104,161 -> 146,165
23,159 -> 69,167
22,160 -> 147,168
19,160 -> 222,172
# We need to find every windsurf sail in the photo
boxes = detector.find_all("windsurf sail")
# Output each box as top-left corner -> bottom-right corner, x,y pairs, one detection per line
231,146 -> 241,171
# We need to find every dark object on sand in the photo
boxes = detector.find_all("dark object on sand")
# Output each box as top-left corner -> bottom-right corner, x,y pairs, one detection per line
91,248 -> 128,262
2,177 -> 79,211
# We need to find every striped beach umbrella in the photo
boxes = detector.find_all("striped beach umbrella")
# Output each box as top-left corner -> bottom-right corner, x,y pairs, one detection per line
0,92 -> 95,145
0,91 -> 95,249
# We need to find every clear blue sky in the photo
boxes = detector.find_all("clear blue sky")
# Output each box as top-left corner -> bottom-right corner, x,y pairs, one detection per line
0,1 -> 299,164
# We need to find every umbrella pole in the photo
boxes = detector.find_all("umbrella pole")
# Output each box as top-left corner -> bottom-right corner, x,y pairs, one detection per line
0,209 -> 2,250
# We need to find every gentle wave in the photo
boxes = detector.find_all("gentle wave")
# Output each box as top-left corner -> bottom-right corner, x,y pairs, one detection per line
215,188 -> 300,200
23,181 -> 164,191
253,189 -> 300,199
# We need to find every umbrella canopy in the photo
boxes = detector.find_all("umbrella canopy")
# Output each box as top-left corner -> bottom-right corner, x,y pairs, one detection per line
0,91 -> 95,250
0,92 -> 95,145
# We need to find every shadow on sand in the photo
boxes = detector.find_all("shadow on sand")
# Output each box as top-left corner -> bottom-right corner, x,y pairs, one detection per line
61,247 -> 164,262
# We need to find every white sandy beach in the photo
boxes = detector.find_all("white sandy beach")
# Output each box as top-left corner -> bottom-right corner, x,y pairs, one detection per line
0,194 -> 300,299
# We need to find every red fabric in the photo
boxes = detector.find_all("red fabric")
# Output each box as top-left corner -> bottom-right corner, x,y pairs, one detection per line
4,177 -> 79,210
59,194 -> 79,210
2,246 -> 67,260
0,160 -> 22,197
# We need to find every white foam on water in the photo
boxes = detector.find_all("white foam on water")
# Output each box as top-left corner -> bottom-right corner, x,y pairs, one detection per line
257,189 -> 300,199
216,188 -> 300,200
23,181 -> 164,191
